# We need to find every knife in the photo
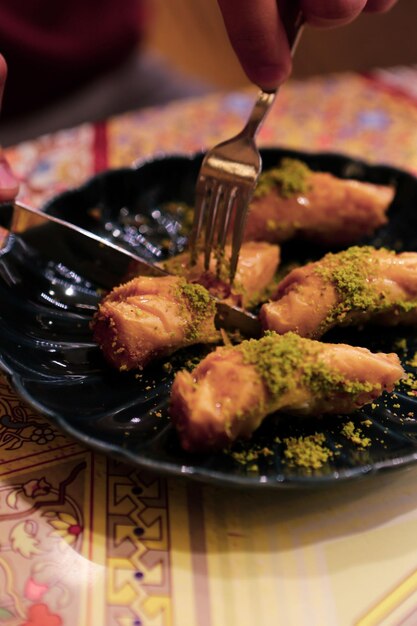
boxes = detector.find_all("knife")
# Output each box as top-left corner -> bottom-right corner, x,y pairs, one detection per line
6,201 -> 261,337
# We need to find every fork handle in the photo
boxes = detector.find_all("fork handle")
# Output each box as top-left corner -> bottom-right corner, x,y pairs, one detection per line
242,91 -> 277,139
279,0 -> 305,53
242,5 -> 304,139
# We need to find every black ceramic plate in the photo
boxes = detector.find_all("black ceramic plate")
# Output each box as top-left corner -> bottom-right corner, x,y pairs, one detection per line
2,147 -> 417,489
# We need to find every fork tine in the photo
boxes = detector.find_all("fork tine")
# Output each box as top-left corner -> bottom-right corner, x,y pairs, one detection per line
189,178 -> 209,265
214,184 -> 237,276
215,184 -> 236,249
203,180 -> 223,271
229,188 -> 252,282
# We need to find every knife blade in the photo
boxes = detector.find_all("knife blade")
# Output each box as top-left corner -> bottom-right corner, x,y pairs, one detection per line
8,201 -> 261,337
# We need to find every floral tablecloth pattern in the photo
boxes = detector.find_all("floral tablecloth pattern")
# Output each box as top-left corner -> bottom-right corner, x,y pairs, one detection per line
2,70 -> 417,626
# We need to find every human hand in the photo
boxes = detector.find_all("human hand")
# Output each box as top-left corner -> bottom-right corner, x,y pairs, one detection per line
0,54 -> 19,202
216,0 -> 399,90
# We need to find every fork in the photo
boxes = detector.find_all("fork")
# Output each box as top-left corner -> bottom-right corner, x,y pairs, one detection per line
189,3 -> 304,281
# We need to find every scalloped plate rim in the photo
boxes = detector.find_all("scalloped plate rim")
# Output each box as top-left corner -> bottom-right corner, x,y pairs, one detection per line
4,146 -> 417,489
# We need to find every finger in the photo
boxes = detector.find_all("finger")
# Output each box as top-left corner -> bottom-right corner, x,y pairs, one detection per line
0,57 -> 17,201
217,0 -> 292,90
0,54 -> 7,108
0,157 -> 20,202
363,0 -> 398,13
300,0 -> 367,27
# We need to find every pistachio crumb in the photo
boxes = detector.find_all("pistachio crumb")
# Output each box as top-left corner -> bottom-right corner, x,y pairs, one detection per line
283,433 -> 333,470
175,279 -> 216,341
341,421 -> 371,448
254,158 -> 313,199
238,331 -> 377,400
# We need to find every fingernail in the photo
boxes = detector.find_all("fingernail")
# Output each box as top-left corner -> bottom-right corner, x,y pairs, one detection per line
0,158 -> 18,189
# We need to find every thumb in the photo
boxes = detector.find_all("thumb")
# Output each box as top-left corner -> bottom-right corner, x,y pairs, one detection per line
0,157 -> 19,202
0,55 -> 20,201
0,54 -> 7,108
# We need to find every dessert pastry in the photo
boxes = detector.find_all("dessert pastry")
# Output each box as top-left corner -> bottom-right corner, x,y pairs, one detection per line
243,158 -> 394,245
92,275 -> 219,370
170,331 -> 403,452
261,246 -> 417,338
164,241 -> 280,308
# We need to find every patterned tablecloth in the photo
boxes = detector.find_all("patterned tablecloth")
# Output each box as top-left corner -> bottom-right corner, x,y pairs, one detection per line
2,69 -> 417,626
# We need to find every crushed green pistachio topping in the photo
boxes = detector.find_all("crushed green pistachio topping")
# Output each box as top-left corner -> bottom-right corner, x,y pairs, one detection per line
238,331 -> 377,400
317,246 -> 380,307
238,331 -> 305,397
341,421 -> 371,448
394,337 -> 407,352
254,158 -> 313,199
316,246 -> 385,325
175,279 -> 216,340
407,352 -> 417,367
283,434 -> 333,469
315,246 -> 417,326
231,447 -> 273,466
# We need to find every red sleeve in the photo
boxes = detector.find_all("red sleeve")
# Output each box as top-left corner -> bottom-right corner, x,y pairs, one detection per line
0,0 -> 147,120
